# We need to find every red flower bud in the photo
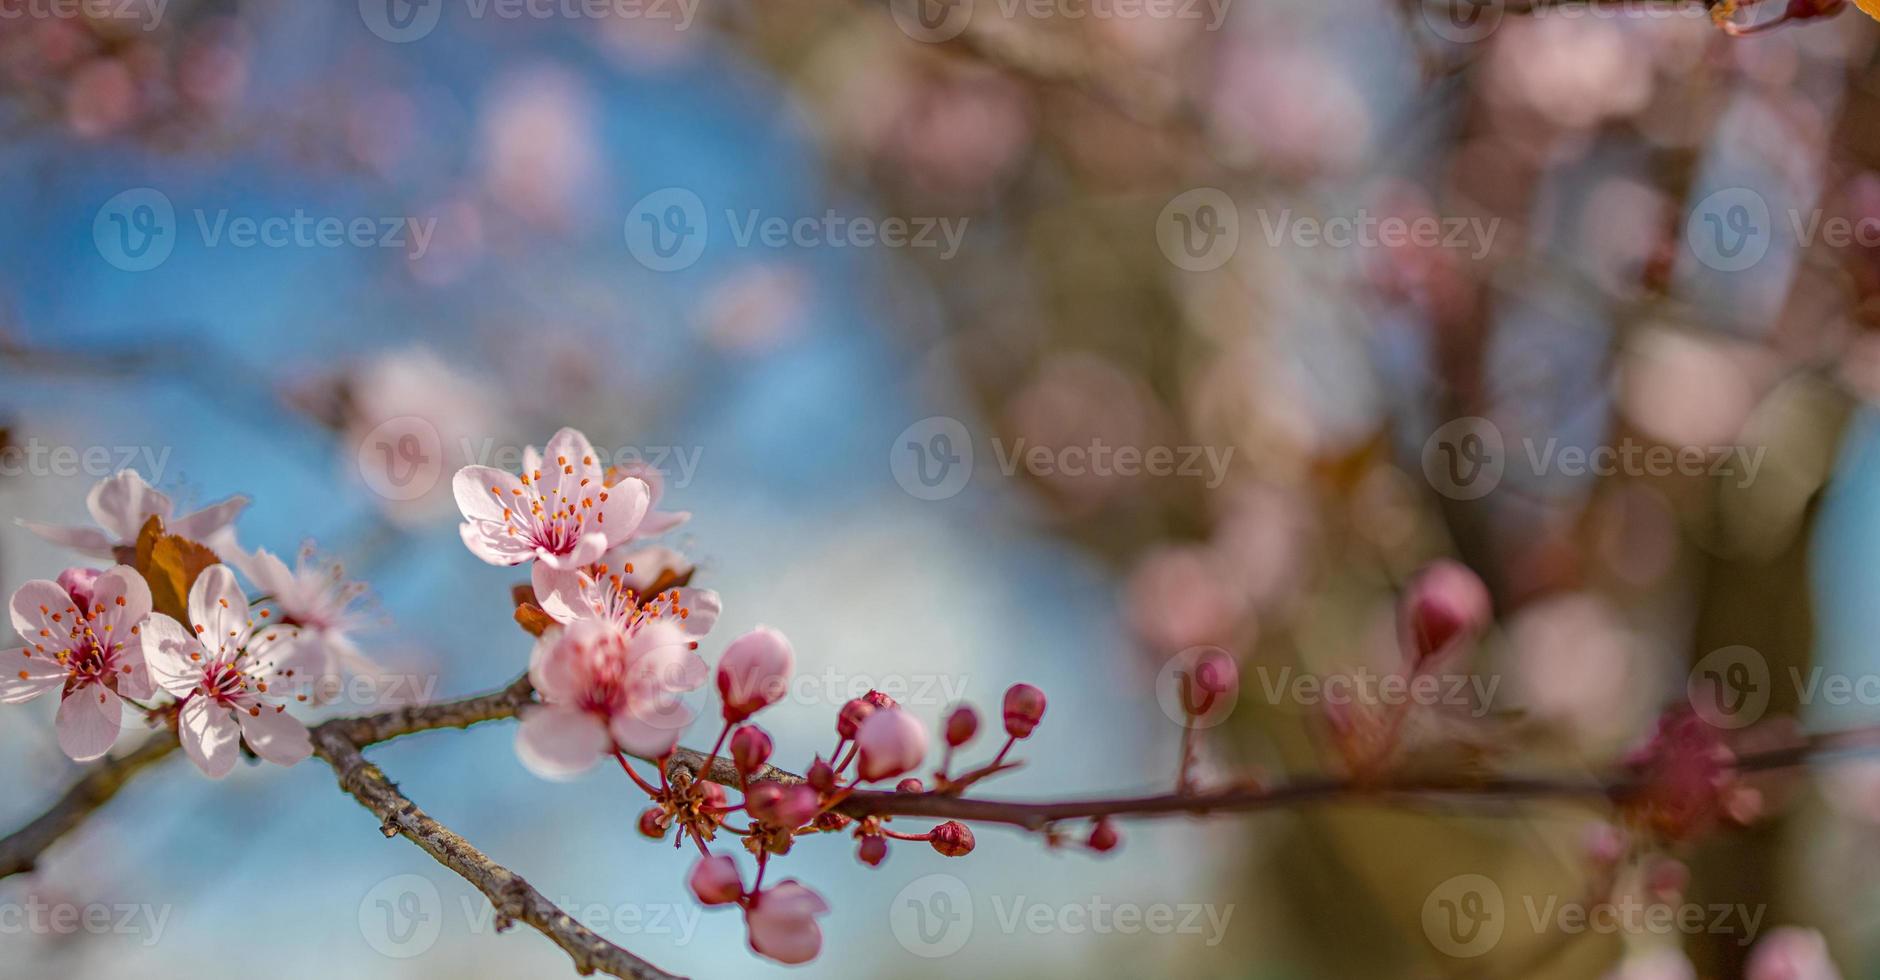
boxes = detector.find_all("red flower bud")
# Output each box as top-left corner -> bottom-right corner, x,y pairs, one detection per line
1087,817 -> 1120,853
929,821 -> 975,857
1398,560 -> 1491,669
837,699 -> 876,740
637,807 -> 671,840
863,689 -> 897,710
745,780 -> 822,829
945,705 -> 979,747
896,778 -> 924,793
731,725 -> 773,776
801,758 -> 833,794
1002,684 -> 1046,739
857,835 -> 888,867
689,854 -> 744,905
700,782 -> 728,809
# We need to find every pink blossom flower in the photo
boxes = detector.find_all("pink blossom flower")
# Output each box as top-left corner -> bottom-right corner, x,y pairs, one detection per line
223,542 -> 378,689
1398,560 -> 1492,669
453,428 -> 650,572
1747,927 -> 1843,980
2,565 -> 155,762
531,544 -> 720,640
517,618 -> 705,777
743,880 -> 829,965
18,470 -> 247,558
688,855 -> 743,906
716,627 -> 794,724
855,707 -> 928,782
141,565 -> 311,778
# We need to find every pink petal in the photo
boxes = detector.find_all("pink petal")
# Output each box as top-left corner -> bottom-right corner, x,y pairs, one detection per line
527,628 -> 580,703
167,495 -> 248,542
531,563 -> 586,624
236,703 -> 312,767
15,520 -> 117,558
55,683 -> 124,762
515,704 -> 610,778
543,427 -> 603,503
609,700 -> 692,758
592,478 -> 649,548
92,565 -> 152,635
186,564 -> 249,658
675,588 -> 721,637
0,649 -> 65,703
140,613 -> 206,698
459,521 -> 531,566
10,579 -> 78,647
180,697 -> 241,779
86,470 -> 171,542
635,508 -> 690,538
452,465 -> 525,525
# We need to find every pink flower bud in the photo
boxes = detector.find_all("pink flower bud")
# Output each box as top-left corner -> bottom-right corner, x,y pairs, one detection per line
1399,560 -> 1491,668
1747,927 -> 1842,980
744,881 -> 829,965
945,705 -> 979,747
855,707 -> 928,782
637,807 -> 670,840
857,835 -> 888,867
806,757 -> 838,793
56,566 -> 102,612
1087,817 -> 1120,853
836,698 -> 876,740
929,820 -> 975,857
862,689 -> 897,709
701,782 -> 727,809
1002,684 -> 1046,739
745,780 -> 821,829
896,778 -> 924,793
689,854 -> 744,906
730,725 -> 772,776
1191,650 -> 1238,695
717,627 -> 794,724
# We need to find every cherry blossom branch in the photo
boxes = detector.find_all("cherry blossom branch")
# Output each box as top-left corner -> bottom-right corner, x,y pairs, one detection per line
310,724 -> 684,980
0,733 -> 178,878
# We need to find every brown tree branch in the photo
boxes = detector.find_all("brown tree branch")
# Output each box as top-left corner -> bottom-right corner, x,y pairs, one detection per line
0,733 -> 179,878
311,724 -> 684,980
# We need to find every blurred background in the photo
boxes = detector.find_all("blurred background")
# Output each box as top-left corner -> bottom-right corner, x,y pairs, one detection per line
3,0 -> 1880,977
